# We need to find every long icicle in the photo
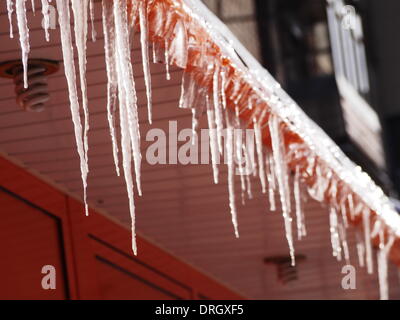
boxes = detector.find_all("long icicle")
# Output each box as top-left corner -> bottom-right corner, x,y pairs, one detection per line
117,57 -> 137,255
294,165 -> 306,240
139,0 -> 153,124
15,0 -> 30,89
41,0 -> 51,41
266,151 -> 276,211
71,0 -> 90,183
113,0 -> 139,254
226,112 -> 239,238
56,0 -> 89,216
269,114 -> 295,266
114,0 -> 142,196
102,0 -> 120,176
7,0 -> 14,38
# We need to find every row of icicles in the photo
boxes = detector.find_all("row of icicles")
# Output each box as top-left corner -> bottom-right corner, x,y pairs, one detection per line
5,0 -> 397,299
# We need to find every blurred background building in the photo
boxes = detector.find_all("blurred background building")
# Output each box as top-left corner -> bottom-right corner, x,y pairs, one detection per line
203,0 -> 400,200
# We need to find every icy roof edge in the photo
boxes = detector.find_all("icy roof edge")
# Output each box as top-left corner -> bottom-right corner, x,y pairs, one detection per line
182,0 -> 400,236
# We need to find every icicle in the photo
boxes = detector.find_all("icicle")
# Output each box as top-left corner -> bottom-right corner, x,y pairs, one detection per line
89,0 -> 97,42
246,129 -> 257,178
221,71 -> 227,110
340,201 -> 349,229
235,104 -> 240,117
226,113 -> 239,238
266,152 -> 276,211
178,73 -> 197,110
355,229 -> 365,267
191,108 -> 200,144
113,0 -> 142,254
41,0 -> 51,41
371,219 -> 382,239
294,165 -> 306,240
305,154 -> 316,177
56,0 -> 89,215
15,0 -> 30,89
71,0 -> 90,181
242,133 -> 254,200
213,64 -> 224,154
7,0 -> 14,39
348,193 -> 355,221
114,0 -> 142,196
124,63 -> 142,195
338,222 -> 350,264
117,59 -> 137,255
377,230 -> 395,300
244,146 -> 253,200
31,0 -> 35,13
168,18 -> 188,68
246,175 -> 252,199
269,114 -> 295,266
329,207 -> 342,261
102,0 -> 120,176
254,120 -> 267,194
307,165 -> 330,201
206,95 -> 219,184
152,43 -> 157,64
178,73 -> 186,109
234,123 -> 246,205
164,40 -> 171,80
248,95 -> 254,109
139,0 -> 153,124
362,208 -> 373,274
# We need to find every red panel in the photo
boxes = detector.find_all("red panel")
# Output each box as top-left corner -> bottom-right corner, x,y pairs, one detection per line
0,156 -> 243,300
95,258 -> 177,300
0,189 -> 68,299
90,237 -> 191,299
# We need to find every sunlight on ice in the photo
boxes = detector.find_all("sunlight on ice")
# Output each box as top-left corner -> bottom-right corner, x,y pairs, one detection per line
71,0 -> 90,181
102,0 -> 120,177
56,0 -> 89,216
139,1 -> 153,124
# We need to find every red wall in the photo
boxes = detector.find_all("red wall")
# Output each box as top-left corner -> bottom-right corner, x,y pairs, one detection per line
0,156 -> 243,300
